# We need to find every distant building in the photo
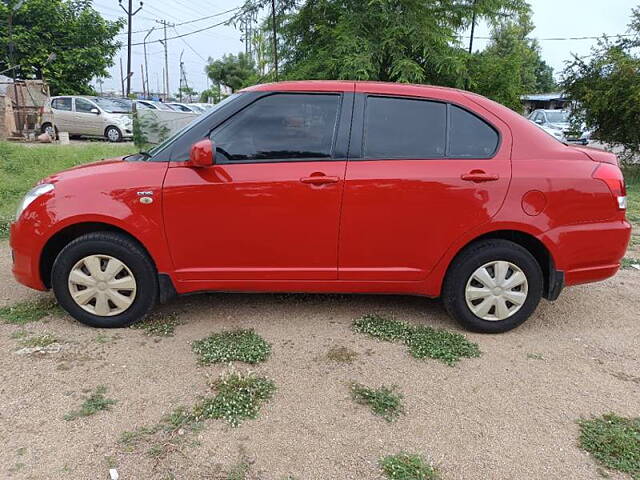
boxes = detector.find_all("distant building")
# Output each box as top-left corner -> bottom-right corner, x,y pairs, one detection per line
520,92 -> 569,115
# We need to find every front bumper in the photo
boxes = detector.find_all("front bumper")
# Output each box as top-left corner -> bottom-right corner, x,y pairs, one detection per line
10,221 -> 48,291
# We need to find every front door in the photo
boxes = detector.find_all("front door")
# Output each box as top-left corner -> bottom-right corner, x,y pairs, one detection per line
338,91 -> 512,281
73,98 -> 104,136
163,92 -> 352,282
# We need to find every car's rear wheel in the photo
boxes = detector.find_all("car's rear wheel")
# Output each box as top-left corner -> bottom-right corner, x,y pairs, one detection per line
442,239 -> 543,333
105,126 -> 122,142
51,232 -> 157,328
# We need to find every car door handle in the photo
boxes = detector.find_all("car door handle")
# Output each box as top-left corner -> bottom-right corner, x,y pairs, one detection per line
461,170 -> 500,183
300,175 -> 340,185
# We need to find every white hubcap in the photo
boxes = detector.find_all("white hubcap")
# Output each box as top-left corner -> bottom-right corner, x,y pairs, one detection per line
107,129 -> 119,141
68,255 -> 137,316
465,261 -> 528,321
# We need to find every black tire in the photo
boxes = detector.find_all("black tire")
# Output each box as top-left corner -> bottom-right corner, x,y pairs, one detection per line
105,126 -> 122,142
442,239 -> 543,333
51,232 -> 158,328
41,122 -> 57,138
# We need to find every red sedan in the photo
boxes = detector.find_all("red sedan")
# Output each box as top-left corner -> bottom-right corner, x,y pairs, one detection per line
10,81 -> 631,332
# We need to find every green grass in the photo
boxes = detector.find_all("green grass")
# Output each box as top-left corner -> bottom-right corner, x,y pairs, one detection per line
19,333 -> 58,348
578,413 -> 640,479
351,383 -> 404,422
131,312 -> 180,337
624,166 -> 640,227
326,345 -> 359,363
192,373 -> 276,427
192,329 -> 271,365
64,386 -> 116,421
622,257 -> 640,269
380,453 -> 439,480
0,298 -> 61,325
353,314 -> 480,366
0,141 -> 135,238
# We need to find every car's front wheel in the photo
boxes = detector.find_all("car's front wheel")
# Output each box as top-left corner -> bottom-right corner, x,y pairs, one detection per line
105,126 -> 123,142
442,239 -> 543,333
51,232 -> 158,328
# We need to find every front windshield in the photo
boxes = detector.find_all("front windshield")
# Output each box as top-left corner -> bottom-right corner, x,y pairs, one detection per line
546,111 -> 569,123
147,93 -> 241,156
93,97 -> 132,113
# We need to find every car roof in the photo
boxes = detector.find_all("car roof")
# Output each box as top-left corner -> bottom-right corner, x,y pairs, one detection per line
241,80 -> 464,96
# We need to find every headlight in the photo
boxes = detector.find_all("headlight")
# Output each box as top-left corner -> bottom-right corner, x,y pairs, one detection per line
16,183 -> 54,220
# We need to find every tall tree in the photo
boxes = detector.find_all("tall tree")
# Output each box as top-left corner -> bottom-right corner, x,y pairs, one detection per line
205,52 -> 258,93
0,0 -> 124,95
562,7 -> 640,159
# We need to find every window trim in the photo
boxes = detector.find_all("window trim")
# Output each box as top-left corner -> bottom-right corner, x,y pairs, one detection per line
210,91 -> 346,165
357,94 -> 501,161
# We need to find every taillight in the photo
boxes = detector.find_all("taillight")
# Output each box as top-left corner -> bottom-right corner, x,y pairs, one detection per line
593,163 -> 626,210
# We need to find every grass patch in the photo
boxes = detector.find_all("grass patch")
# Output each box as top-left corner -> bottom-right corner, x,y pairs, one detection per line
19,333 -> 58,348
194,373 -> 276,427
10,330 -> 30,340
353,314 -> 480,366
527,352 -> 545,360
578,413 -> 640,479
622,257 -> 640,269
226,462 -> 250,480
351,383 -> 404,422
0,298 -> 60,325
64,385 -> 116,421
380,452 -> 439,480
192,329 -> 271,365
326,345 -> 358,363
131,312 -> 180,337
0,142 -> 135,238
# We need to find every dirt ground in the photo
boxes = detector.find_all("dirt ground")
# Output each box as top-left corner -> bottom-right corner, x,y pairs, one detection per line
1,240 -> 639,480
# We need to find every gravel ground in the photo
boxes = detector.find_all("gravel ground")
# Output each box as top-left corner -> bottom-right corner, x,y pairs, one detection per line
0,240 -> 638,480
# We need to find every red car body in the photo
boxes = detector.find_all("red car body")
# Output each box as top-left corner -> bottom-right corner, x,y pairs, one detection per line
10,81 -> 631,308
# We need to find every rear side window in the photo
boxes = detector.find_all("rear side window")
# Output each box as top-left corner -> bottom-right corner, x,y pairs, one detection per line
52,98 -> 72,111
448,105 -> 499,158
213,93 -> 341,162
364,97 -> 446,158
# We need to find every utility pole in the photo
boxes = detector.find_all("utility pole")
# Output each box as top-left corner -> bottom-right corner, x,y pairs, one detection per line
179,50 -> 184,102
156,20 -> 174,101
119,0 -> 143,97
119,57 -> 125,98
7,0 -> 25,134
465,0 -> 477,91
271,0 -> 278,81
140,64 -> 145,97
143,26 -> 155,99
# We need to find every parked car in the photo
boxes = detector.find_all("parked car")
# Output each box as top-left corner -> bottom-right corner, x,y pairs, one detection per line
12,81 -> 630,333
527,109 -> 591,145
135,100 -> 174,111
166,102 -> 203,113
42,96 -> 133,142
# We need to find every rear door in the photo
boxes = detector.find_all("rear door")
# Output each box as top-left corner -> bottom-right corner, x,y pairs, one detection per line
338,89 -> 512,281
162,90 -> 353,282
50,97 -> 74,132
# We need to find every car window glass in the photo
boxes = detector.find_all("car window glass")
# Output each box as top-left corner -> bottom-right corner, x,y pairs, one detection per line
75,98 -> 95,113
52,98 -> 72,111
212,93 -> 340,161
364,96 -> 446,159
448,105 -> 499,158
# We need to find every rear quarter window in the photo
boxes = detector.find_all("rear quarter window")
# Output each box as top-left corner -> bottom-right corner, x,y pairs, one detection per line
447,105 -> 499,158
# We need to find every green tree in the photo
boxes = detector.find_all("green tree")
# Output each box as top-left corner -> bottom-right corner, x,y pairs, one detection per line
205,52 -> 258,93
562,7 -> 640,158
468,10 -> 555,111
0,0 -> 124,95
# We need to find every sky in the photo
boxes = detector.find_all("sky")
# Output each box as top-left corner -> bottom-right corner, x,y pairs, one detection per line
93,0 -> 640,97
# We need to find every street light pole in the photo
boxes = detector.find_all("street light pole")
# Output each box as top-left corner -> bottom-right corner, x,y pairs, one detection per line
119,0 -> 143,97
143,26 -> 155,99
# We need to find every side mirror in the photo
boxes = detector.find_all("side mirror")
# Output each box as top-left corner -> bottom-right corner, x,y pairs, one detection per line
535,119 -> 544,125
90,108 -> 100,115
188,139 -> 214,167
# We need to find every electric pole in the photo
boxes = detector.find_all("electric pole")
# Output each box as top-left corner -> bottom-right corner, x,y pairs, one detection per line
156,19 -> 174,100
143,26 -> 155,99
465,0 -> 477,91
119,0 -> 143,97
271,0 -> 278,81
179,50 -> 184,102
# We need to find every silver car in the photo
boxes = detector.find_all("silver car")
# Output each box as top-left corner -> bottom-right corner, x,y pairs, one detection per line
42,96 -> 133,142
527,109 -> 590,145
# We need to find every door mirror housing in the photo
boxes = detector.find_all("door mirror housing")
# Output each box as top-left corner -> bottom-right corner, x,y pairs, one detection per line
90,107 -> 100,115
188,139 -> 215,167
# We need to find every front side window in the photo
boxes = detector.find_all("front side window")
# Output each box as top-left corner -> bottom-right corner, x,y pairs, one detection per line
52,97 -> 72,111
448,105 -> 499,158
75,98 -> 96,113
212,93 -> 341,162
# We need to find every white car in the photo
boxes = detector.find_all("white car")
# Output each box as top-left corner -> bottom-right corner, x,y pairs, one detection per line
42,96 -> 133,142
527,109 -> 590,145
166,102 -> 204,113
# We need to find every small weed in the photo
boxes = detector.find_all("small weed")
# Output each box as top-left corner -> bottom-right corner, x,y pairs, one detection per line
132,312 -> 180,337
578,413 -> 640,479
353,314 -> 480,366
326,346 -> 358,363
621,257 -> 640,269
226,462 -> 250,480
16,447 -> 26,456
19,333 -> 58,348
351,383 -> 404,422
10,330 -> 30,340
380,452 -> 439,480
64,386 -> 116,421
0,298 -> 60,325
193,373 -> 276,427
527,353 -> 545,360
193,329 -> 271,365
